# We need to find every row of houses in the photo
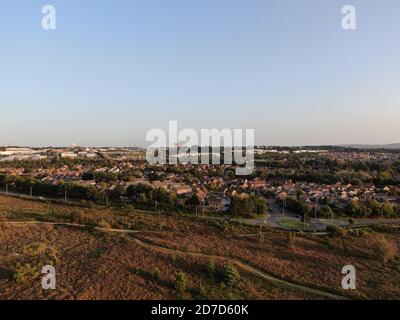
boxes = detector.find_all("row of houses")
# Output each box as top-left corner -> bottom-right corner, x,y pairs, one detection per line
266,181 -> 400,207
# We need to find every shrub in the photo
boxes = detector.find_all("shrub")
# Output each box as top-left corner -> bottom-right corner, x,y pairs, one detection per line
207,259 -> 216,275
152,267 -> 161,280
175,272 -> 189,294
198,283 -> 208,298
222,264 -> 241,287
70,211 -> 83,223
287,232 -> 296,250
80,215 -> 97,227
326,225 -> 345,237
13,263 -> 39,283
371,234 -> 397,263
23,242 -> 47,256
136,268 -> 161,281
97,219 -> 112,229
348,217 -> 356,225
258,226 -> 265,244
370,224 -> 399,234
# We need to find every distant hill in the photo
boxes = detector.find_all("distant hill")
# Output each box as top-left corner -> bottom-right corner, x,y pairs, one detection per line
339,143 -> 400,150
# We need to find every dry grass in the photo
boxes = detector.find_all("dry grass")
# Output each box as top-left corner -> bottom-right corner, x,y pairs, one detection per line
0,195 -> 399,300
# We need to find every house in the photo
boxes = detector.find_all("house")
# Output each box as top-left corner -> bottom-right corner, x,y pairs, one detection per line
250,178 -> 267,189
172,184 -> 193,196
206,196 -> 230,212
152,180 -> 169,190
61,152 -> 78,159
195,189 -> 207,203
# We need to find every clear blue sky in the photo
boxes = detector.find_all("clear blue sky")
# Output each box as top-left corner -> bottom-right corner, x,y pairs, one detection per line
0,0 -> 399,147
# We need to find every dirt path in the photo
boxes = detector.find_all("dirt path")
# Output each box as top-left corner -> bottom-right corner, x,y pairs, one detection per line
133,238 -> 349,300
0,220 -> 349,300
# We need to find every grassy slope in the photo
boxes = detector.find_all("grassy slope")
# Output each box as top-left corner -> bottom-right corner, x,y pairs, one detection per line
0,195 -> 399,300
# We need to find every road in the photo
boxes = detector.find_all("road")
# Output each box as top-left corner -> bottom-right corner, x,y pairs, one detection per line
0,190 -> 80,205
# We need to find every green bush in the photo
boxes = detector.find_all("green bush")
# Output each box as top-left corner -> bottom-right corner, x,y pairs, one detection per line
175,272 -> 189,294
97,219 -> 112,229
152,267 -> 161,280
13,263 -> 39,283
370,224 -> 399,234
222,264 -> 241,287
207,259 -> 216,275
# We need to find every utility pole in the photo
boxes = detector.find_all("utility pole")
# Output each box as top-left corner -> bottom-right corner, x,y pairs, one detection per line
315,201 -> 319,220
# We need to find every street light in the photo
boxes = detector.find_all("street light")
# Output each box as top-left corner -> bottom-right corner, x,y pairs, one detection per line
279,192 -> 287,217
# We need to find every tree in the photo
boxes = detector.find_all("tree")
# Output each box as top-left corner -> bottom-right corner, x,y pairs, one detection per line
366,199 -> 381,217
108,184 -> 125,200
252,196 -> 268,215
346,200 -> 365,217
231,194 -> 268,217
382,202 -> 395,217
230,195 -> 254,217
285,197 -> 311,218
319,206 -> 334,219
185,194 -> 201,207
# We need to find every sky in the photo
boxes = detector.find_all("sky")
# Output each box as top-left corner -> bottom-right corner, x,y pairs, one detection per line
0,0 -> 399,147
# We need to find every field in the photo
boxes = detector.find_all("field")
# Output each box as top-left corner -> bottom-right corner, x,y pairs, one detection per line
0,195 -> 399,300
277,217 -> 305,230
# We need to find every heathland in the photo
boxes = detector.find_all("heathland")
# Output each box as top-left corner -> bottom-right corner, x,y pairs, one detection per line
0,195 -> 399,300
